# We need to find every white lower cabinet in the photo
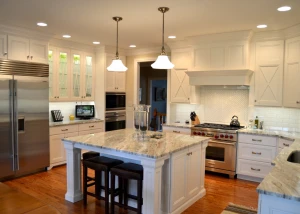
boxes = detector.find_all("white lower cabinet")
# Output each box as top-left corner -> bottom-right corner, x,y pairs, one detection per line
237,133 -> 276,181
170,144 -> 202,212
259,194 -> 300,214
278,138 -> 294,153
162,126 -> 191,135
49,121 -> 103,169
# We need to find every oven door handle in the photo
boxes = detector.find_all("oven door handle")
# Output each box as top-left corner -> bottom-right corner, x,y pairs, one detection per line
209,140 -> 236,146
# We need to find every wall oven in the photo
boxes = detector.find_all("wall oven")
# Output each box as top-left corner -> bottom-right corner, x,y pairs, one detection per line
106,92 -> 126,111
105,111 -> 126,132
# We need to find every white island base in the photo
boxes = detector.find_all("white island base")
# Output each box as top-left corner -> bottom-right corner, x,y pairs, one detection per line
62,130 -> 208,214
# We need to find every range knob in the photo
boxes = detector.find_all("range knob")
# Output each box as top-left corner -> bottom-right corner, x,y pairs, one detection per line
229,135 -> 234,139
225,135 -> 229,139
220,134 -> 224,138
197,132 -> 201,136
193,132 -> 197,135
215,135 -> 219,139
202,132 -> 205,136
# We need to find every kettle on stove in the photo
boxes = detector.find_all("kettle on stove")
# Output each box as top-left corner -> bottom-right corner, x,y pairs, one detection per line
230,115 -> 240,127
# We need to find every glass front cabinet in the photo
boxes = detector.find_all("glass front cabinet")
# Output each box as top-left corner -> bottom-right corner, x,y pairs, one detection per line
49,46 -> 95,101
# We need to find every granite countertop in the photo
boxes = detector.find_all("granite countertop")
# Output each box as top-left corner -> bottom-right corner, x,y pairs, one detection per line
63,128 -> 209,159
49,118 -> 103,127
239,129 -> 300,201
162,123 -> 194,129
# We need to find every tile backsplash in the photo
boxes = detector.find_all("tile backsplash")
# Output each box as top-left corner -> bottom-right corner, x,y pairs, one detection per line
49,101 -> 95,122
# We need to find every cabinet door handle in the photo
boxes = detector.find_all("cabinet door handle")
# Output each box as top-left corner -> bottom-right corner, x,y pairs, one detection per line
297,101 -> 300,104
252,151 -> 262,155
190,152 -> 193,155
61,129 -> 68,131
27,55 -> 30,59
254,100 -> 257,102
283,143 -> 290,147
31,56 -> 33,60
173,130 -> 180,133
187,152 -> 192,156
57,96 -> 59,98
3,52 -> 7,56
251,167 -> 261,172
252,139 -> 262,142
89,125 -> 94,128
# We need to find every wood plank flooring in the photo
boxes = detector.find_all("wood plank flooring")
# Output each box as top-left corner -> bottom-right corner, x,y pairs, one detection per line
3,165 -> 259,214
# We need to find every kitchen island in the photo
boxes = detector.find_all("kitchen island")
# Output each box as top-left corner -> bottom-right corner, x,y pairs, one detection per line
62,129 -> 209,214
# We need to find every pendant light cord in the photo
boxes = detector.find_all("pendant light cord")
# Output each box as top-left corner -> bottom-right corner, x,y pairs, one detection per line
116,19 -> 119,59
161,11 -> 165,55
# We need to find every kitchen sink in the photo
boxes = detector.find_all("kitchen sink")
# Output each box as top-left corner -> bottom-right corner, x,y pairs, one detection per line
287,151 -> 300,164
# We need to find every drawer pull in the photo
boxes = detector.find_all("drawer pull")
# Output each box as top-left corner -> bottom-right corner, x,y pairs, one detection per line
61,129 -> 68,131
89,125 -> 94,128
173,130 -> 180,133
252,151 -> 262,155
251,167 -> 261,172
283,143 -> 290,147
187,152 -> 193,156
252,139 -> 262,142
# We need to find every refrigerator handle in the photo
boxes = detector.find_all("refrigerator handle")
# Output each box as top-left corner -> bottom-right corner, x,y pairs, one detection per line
9,80 -> 15,171
13,80 -> 19,171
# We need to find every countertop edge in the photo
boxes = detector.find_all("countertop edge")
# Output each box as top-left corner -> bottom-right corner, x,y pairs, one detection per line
50,119 -> 104,127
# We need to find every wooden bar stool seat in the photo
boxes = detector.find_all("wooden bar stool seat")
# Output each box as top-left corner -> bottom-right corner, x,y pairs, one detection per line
83,156 -> 123,214
110,163 -> 143,214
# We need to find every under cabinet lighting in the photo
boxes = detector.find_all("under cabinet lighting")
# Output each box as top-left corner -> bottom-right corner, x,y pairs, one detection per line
257,24 -> 267,29
37,22 -> 47,27
62,35 -> 71,38
129,45 -> 136,48
93,41 -> 100,44
277,6 -> 291,12
168,36 -> 176,39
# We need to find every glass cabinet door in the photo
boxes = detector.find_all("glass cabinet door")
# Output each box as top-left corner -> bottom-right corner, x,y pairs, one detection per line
84,55 -> 93,99
48,50 -> 54,99
71,53 -> 81,99
58,50 -> 69,99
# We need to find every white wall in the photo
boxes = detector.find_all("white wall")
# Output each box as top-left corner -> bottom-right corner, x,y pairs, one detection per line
49,101 -> 95,122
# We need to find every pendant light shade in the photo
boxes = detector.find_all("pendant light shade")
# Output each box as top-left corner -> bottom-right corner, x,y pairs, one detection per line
107,17 -> 128,72
151,7 -> 174,70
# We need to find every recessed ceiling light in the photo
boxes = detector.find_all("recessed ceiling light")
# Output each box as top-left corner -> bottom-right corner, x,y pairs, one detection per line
277,6 -> 291,12
37,22 -> 47,27
129,45 -> 136,48
93,41 -> 100,45
257,24 -> 267,29
168,36 -> 176,39
62,35 -> 71,38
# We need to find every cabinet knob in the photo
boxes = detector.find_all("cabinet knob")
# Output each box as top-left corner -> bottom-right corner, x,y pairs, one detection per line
31,56 -> 33,60
57,96 -> 59,98
3,52 -> 7,56
27,55 -> 30,59
254,100 -> 257,102
297,101 -> 300,104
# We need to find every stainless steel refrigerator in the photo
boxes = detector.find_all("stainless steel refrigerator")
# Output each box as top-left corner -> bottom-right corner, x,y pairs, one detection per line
0,59 -> 49,180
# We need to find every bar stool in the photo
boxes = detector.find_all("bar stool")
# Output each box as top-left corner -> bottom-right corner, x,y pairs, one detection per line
110,163 -> 143,214
82,151 -> 100,183
83,156 -> 123,214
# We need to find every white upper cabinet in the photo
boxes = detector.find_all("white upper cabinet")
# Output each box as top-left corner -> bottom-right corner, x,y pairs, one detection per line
172,48 -> 193,70
82,53 -> 95,100
70,50 -> 82,100
0,34 -> 7,59
105,54 -> 126,92
8,35 -> 48,63
254,40 -> 284,107
283,36 -> 300,108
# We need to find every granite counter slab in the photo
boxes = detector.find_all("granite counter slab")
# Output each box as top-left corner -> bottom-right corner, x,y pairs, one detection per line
240,129 -> 300,201
162,123 -> 194,129
49,118 -> 103,127
63,129 -> 209,159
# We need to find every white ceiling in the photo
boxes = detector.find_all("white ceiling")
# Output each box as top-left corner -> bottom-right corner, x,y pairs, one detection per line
0,0 -> 300,49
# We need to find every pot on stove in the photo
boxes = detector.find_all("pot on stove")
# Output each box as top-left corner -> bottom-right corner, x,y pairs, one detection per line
230,115 -> 240,127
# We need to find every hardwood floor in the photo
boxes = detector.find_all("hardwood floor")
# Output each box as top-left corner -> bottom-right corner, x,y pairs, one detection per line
3,165 -> 259,214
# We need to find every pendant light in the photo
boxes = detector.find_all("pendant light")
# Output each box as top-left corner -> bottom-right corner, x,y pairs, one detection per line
151,7 -> 174,69
107,17 -> 128,72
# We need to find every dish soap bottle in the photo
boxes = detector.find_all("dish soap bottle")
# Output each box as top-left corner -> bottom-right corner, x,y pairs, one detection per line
254,116 -> 259,129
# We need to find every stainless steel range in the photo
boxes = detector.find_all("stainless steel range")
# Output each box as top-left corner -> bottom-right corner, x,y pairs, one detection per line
191,123 -> 244,178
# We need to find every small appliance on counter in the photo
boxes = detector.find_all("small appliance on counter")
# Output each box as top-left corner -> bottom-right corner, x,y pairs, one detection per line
76,105 -> 95,120
51,110 -> 64,122
190,111 -> 200,125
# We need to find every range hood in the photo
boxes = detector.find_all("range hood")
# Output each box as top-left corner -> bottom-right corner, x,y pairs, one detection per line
185,69 -> 254,86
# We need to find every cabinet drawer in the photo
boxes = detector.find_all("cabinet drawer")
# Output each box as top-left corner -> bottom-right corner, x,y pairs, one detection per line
79,129 -> 102,136
278,138 -> 294,148
238,143 -> 276,163
50,125 -> 78,135
238,134 -> 277,147
163,126 -> 191,135
237,159 -> 273,178
78,122 -> 103,131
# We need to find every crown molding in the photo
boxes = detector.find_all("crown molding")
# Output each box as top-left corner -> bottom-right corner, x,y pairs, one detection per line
0,24 -> 54,41
283,23 -> 300,39
49,38 -> 95,53
125,45 -> 169,56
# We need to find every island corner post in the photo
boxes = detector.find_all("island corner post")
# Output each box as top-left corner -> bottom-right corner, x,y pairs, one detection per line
63,140 -> 170,214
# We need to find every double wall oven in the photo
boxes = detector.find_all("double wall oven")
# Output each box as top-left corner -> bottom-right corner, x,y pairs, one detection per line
105,92 -> 126,132
191,123 -> 244,178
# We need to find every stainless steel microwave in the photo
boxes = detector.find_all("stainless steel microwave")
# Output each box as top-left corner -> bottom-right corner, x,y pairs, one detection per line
106,92 -> 126,111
